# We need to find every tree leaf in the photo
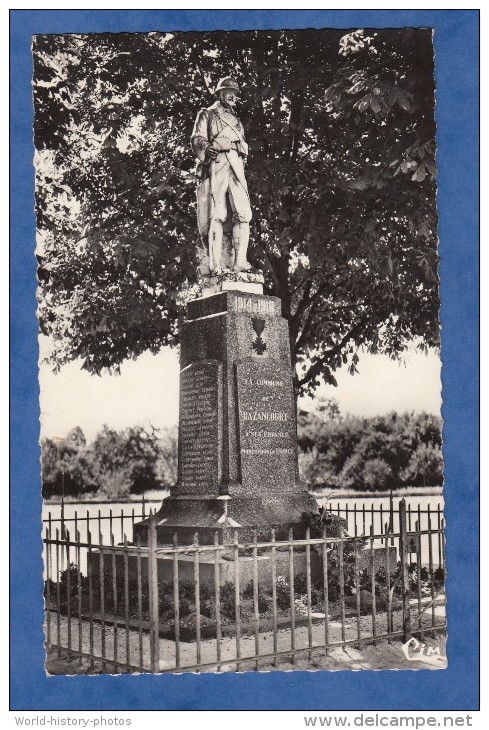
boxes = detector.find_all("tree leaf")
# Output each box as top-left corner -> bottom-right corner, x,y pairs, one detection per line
346,80 -> 365,94
355,94 -> 371,112
397,93 -> 411,111
369,97 -> 381,114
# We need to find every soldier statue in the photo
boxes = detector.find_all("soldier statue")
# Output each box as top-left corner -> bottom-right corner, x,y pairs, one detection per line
191,77 -> 253,275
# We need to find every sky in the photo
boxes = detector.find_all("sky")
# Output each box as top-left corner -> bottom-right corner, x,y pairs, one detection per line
39,343 -> 442,442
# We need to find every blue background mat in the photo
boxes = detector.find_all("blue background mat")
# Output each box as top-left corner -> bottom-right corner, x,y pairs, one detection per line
10,10 -> 479,711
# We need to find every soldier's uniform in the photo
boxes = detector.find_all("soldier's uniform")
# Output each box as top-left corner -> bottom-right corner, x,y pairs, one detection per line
191,78 -> 252,273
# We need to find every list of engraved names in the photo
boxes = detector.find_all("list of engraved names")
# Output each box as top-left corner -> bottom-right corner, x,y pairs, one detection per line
179,362 -> 220,490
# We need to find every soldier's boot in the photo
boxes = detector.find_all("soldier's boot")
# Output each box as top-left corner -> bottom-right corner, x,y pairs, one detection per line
208,219 -> 223,274
232,222 -> 252,272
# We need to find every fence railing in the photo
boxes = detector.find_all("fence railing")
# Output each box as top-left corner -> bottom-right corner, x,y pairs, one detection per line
323,498 -> 445,539
43,499 -> 446,674
42,496 -> 445,544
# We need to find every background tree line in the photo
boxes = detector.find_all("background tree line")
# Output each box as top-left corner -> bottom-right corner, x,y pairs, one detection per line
298,400 -> 442,491
41,424 -> 177,499
42,406 -> 442,500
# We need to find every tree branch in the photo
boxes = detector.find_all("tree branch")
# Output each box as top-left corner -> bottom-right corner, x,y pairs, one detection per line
195,58 -> 213,97
296,318 -> 368,390
294,299 -> 372,353
254,220 -> 282,292
292,281 -> 338,352
289,279 -> 313,339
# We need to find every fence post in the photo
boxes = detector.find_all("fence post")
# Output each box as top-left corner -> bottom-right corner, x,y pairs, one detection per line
148,515 -> 160,673
61,497 -> 65,540
399,498 -> 411,642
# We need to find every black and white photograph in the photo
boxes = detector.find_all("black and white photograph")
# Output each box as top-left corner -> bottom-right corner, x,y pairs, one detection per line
34,26 -> 446,675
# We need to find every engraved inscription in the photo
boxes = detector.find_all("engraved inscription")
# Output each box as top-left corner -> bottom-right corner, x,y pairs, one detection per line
178,361 -> 221,492
232,295 -> 276,316
242,411 -> 289,421
235,359 -> 297,491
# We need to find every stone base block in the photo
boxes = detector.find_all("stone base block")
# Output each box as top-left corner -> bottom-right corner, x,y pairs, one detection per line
133,491 -> 319,545
88,546 -> 321,589
356,545 -> 398,574
199,270 -> 265,298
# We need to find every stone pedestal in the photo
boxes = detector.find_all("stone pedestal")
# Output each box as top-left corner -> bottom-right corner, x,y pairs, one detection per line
134,283 -> 318,545
88,547 -> 321,589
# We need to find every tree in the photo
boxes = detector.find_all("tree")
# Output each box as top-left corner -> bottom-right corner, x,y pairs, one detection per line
339,452 -> 366,490
41,439 -> 62,495
297,408 -> 442,491
66,426 -> 86,448
41,428 -> 91,496
41,424 -> 167,498
315,397 -> 341,423
402,442 -> 443,487
155,426 -> 179,487
298,446 -> 338,489
34,28 -> 439,393
362,458 -> 393,491
88,424 -> 162,498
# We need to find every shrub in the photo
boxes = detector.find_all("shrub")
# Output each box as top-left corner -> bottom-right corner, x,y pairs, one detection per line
434,567 -> 445,588
294,595 -> 309,615
326,582 -> 341,603
358,590 -> 374,615
242,580 -> 254,600
239,580 -> 272,614
372,589 -> 389,613
257,591 -> 271,613
127,579 -> 150,619
177,613 -> 217,641
275,576 -> 291,611
178,598 -> 192,619
178,580 -> 196,602
46,564 -> 89,609
60,563 -> 86,597
294,574 -> 308,595
326,549 -> 355,598
200,598 -> 214,619
158,581 -> 174,615
310,586 -> 324,608
219,581 -> 237,621
301,508 -> 347,538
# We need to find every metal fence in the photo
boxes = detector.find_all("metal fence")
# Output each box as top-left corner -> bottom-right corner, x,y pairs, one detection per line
43,496 -> 152,548
322,498 -> 444,539
43,498 -> 446,674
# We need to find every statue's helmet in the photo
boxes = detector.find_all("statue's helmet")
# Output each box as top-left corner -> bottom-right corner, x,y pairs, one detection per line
215,77 -> 240,95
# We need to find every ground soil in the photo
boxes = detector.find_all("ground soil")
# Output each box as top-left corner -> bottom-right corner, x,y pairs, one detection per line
45,605 -> 447,675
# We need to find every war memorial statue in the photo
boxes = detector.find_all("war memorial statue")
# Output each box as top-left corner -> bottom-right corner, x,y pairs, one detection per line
134,75 -> 318,561
191,77 -> 253,275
